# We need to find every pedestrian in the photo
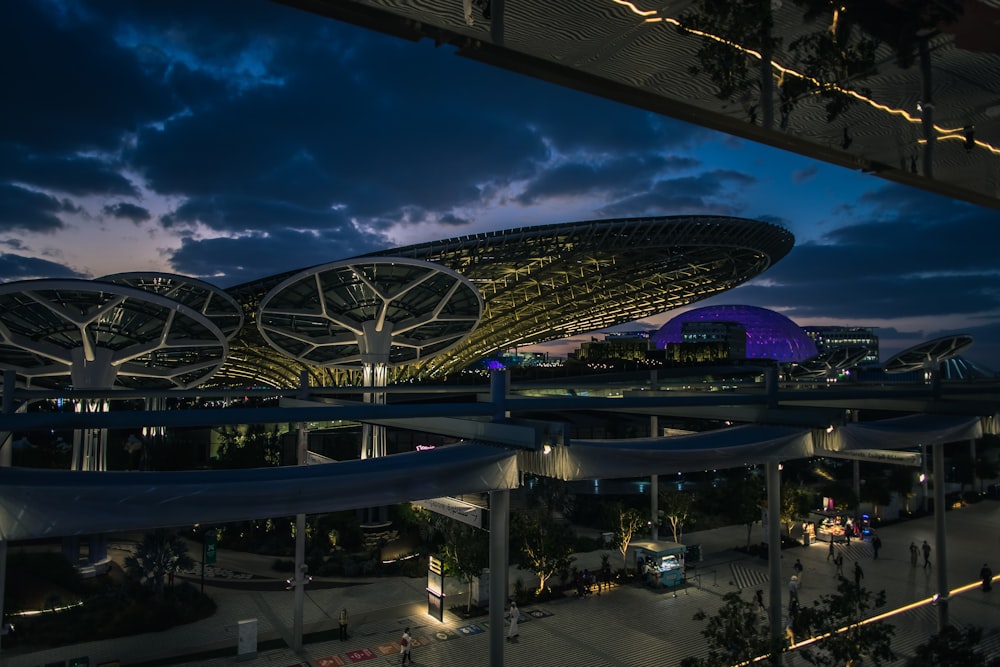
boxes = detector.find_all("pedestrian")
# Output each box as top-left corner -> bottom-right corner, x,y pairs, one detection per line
922,540 -> 932,569
788,575 -> 799,607
339,607 -> 349,641
602,559 -> 612,591
909,541 -> 918,567
507,600 -> 519,641
844,526 -> 851,545
871,534 -> 882,559
755,588 -> 765,610
854,561 -> 864,588
828,539 -> 835,561
834,553 -> 844,577
400,627 -> 412,665
793,558 -> 804,578
981,563 -> 993,592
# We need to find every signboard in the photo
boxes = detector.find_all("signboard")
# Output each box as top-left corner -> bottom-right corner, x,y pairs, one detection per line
427,589 -> 444,621
427,556 -> 445,596
414,497 -> 486,529
205,529 -> 217,565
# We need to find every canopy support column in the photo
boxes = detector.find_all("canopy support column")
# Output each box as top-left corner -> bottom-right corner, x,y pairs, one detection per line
766,460 -> 783,666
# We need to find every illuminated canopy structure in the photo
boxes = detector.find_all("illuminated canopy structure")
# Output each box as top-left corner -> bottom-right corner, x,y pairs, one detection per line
653,304 -> 818,363
258,258 -> 483,458
223,215 -> 794,387
883,334 -> 974,374
0,278 -> 228,472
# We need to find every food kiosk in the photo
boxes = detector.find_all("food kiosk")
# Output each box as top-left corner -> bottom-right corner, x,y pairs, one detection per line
627,540 -> 686,588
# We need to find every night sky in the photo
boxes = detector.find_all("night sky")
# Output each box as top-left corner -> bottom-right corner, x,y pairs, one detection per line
4,0 -> 1000,368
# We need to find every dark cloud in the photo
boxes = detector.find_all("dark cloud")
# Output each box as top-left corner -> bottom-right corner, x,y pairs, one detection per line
0,253 -> 86,282
714,185 -> 1000,322
103,202 -> 151,223
167,226 -> 390,286
0,2 -> 177,154
598,169 -> 755,217
791,165 -> 818,183
0,145 -> 138,197
516,154 -> 699,205
161,195 -> 355,233
0,184 -> 73,232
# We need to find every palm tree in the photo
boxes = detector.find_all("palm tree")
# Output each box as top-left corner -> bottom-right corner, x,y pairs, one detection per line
124,529 -> 195,595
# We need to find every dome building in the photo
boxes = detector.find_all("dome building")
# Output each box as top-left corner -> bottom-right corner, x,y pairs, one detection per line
653,304 -> 818,363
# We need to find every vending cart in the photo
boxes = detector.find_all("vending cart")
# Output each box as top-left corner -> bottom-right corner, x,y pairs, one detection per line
628,540 -> 686,588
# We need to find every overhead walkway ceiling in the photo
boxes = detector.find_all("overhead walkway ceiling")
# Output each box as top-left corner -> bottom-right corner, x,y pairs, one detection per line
0,411 -> 987,540
277,0 -> 1000,212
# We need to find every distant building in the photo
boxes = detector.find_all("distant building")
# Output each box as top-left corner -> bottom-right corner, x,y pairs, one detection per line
653,305 -> 817,363
680,321 -> 747,359
802,326 -> 879,365
575,334 -> 654,362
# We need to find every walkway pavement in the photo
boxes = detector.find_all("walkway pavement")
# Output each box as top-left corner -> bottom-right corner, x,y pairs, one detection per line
6,502 -> 1000,667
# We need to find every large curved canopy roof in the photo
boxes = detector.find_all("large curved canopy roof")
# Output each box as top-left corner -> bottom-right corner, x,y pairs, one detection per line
221,215 -> 794,386
0,279 -> 228,390
258,258 -> 483,368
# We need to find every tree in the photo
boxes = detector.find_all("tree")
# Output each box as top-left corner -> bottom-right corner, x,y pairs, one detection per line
908,625 -> 988,667
860,477 -> 893,522
511,510 -> 575,595
725,471 -> 765,548
215,424 -> 284,468
440,522 -> 490,613
794,577 -> 895,666
124,529 -> 195,595
780,485 -> 813,539
660,488 -> 696,544
976,457 -> 998,493
681,591 -> 774,667
886,466 -> 917,513
611,503 -> 646,570
680,0 -> 781,128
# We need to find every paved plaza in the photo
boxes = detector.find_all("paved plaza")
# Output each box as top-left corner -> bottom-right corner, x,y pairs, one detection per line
6,501 -> 1000,667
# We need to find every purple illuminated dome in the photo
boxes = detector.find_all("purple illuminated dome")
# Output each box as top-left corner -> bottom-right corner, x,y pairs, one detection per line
653,305 -> 818,362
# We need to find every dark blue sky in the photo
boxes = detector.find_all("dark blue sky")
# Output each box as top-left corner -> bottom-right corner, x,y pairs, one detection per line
4,0 -> 1000,368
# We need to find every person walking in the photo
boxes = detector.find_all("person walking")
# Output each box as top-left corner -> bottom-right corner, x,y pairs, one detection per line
339,607 -> 349,641
871,534 -> 882,560
909,541 -> 918,567
922,540 -> 932,569
788,575 -> 799,607
756,588 -> 766,610
854,561 -> 864,588
400,627 -> 412,665
834,553 -> 844,577
828,539 -> 835,561
793,558 -> 804,577
981,563 -> 993,592
507,600 -> 520,641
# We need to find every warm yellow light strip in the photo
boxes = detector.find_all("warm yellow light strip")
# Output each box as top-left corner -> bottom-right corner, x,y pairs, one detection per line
609,0 -> 1000,156
743,576 -> 999,664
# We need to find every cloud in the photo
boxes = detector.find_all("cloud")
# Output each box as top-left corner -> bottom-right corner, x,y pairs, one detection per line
167,226 -> 389,286
0,183 -> 73,233
0,252 -> 86,282
0,146 -> 138,197
103,202 -> 151,223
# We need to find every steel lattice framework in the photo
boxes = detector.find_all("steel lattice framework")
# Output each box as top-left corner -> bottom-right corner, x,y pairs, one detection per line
219,215 -> 793,387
